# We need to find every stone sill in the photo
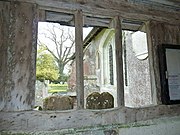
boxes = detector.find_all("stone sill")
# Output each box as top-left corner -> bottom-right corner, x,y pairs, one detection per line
0,104 -> 180,132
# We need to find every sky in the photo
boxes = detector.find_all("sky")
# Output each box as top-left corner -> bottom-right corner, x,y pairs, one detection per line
38,22 -> 92,41
37,22 -> 93,74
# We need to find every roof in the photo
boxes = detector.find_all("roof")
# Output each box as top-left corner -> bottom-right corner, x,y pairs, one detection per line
83,27 -> 104,49
83,20 -> 145,49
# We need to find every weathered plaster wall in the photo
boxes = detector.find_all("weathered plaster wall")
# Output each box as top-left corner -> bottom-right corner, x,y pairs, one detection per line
83,38 -> 100,98
68,30 -> 107,98
0,1 -> 38,111
71,29 -> 152,107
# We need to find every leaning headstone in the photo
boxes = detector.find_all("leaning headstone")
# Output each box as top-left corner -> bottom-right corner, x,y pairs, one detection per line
43,95 -> 73,110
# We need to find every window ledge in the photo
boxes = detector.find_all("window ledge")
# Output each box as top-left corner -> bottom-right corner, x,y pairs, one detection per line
0,104 -> 180,132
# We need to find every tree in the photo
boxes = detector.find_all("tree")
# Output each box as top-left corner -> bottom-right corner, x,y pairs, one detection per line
36,46 -> 59,82
38,23 -> 75,82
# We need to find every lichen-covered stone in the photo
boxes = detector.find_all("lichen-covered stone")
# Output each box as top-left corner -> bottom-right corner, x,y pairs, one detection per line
86,92 -> 114,109
100,92 -> 114,109
43,95 -> 73,110
86,92 -> 101,109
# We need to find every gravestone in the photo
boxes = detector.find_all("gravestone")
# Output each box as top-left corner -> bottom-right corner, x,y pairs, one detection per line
100,92 -> 114,109
43,95 -> 73,110
86,92 -> 101,109
35,80 -> 49,107
86,92 -> 114,109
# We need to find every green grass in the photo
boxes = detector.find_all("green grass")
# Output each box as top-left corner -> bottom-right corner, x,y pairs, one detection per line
48,83 -> 68,93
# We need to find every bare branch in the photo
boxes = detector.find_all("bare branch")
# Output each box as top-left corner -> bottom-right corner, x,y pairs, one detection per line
38,23 -> 76,76
43,43 -> 59,62
64,53 -> 75,65
62,47 -> 69,61
63,41 -> 75,62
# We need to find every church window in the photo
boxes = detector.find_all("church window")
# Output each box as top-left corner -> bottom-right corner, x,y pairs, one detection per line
109,44 -> 114,85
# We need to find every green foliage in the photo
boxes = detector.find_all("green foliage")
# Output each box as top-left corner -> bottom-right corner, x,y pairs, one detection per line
36,46 -> 59,81
59,74 -> 69,83
48,83 -> 68,93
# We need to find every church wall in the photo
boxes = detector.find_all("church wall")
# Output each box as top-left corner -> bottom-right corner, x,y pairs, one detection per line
124,31 -> 152,107
81,29 -> 152,107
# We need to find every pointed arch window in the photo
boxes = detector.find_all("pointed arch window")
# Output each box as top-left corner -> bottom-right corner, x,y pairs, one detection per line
109,44 -> 114,85
96,52 -> 100,69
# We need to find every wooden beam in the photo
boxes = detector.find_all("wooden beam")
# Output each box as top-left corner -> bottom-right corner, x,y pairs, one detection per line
146,21 -> 180,105
45,11 -> 110,27
46,11 -> 74,26
75,10 -> 84,109
45,11 -> 143,31
0,1 -> 38,111
114,16 -> 125,107
1,105 -> 180,132
84,16 -> 110,27
38,9 -> 45,22
8,0 -> 180,25
146,21 -> 159,105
